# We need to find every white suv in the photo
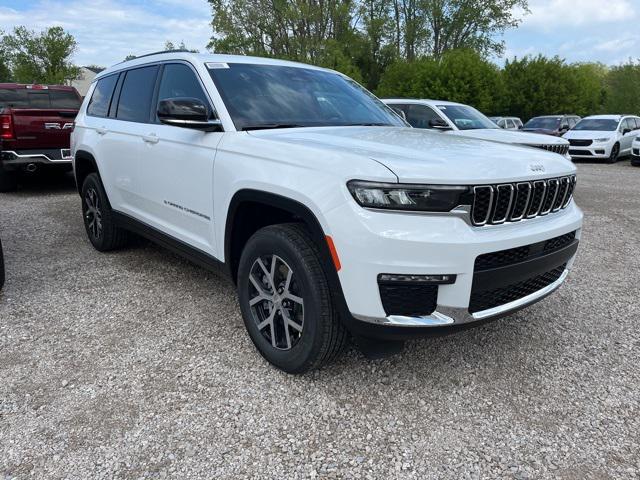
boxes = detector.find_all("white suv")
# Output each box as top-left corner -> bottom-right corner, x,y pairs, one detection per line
383,99 -> 571,158
564,115 -> 640,163
71,53 -> 583,373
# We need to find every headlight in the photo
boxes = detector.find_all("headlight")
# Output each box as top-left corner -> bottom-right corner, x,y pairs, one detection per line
594,137 -> 612,143
347,180 -> 472,212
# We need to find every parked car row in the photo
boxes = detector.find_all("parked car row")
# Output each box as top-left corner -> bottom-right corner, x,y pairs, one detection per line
383,99 -> 571,157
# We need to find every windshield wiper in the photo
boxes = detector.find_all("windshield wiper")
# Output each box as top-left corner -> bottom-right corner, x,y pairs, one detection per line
241,123 -> 305,131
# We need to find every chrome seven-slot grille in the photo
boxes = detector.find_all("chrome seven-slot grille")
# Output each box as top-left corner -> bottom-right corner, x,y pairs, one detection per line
529,144 -> 570,156
471,175 -> 576,226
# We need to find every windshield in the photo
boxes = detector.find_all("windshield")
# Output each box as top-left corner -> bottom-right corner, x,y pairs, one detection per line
436,104 -> 498,130
208,63 -> 405,131
0,88 -> 81,109
524,117 -> 561,129
572,119 -> 618,131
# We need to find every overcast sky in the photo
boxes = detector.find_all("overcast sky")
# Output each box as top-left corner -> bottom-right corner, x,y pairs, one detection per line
0,0 -> 638,68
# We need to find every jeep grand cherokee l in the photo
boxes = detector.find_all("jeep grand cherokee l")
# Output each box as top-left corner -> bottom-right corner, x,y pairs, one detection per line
71,53 -> 583,373
0,83 -> 81,191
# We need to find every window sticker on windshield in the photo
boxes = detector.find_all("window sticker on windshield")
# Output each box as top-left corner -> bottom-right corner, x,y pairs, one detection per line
438,106 -> 446,110
206,62 -> 229,69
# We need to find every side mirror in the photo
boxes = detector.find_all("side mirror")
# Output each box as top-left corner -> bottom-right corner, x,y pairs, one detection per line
623,128 -> 632,135
158,97 -> 222,132
429,118 -> 452,130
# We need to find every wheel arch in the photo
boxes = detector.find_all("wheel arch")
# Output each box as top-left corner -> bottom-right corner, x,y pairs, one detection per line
224,188 -> 351,325
74,149 -> 100,195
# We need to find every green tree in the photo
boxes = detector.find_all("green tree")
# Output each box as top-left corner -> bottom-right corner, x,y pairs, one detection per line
164,40 -> 199,53
2,26 -> 80,84
377,49 -> 503,113
0,30 -> 12,81
420,0 -> 529,58
604,60 -> 640,114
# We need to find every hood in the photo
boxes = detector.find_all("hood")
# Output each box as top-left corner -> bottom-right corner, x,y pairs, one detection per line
563,130 -> 615,140
521,128 -> 560,136
248,126 -> 576,184
449,128 -> 568,146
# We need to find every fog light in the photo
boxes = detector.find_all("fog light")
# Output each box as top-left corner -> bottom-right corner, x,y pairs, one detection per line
378,274 -> 456,284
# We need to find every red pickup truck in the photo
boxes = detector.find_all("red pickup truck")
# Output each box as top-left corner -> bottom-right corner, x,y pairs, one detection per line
0,83 -> 82,191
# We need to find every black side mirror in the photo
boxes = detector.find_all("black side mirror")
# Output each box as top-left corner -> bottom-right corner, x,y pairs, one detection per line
429,117 -> 452,130
158,97 -> 222,132
623,128 -> 632,135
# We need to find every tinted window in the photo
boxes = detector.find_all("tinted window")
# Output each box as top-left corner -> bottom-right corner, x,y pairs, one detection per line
572,119 -> 618,131
498,119 -> 506,128
27,91 -> 50,108
507,119 -> 516,129
398,104 -> 443,129
633,118 -> 640,130
0,88 -> 28,108
116,66 -> 159,123
436,104 -> 498,130
524,117 -> 561,129
87,75 -> 119,117
157,63 -> 210,111
50,90 -> 81,109
515,119 -> 523,127
208,63 -> 403,130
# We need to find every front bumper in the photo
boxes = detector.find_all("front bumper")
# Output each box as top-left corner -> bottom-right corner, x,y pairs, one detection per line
1,149 -> 73,169
568,143 -> 612,159
327,199 -> 583,335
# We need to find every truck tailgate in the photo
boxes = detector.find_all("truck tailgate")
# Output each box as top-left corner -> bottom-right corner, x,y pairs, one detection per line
10,109 -> 77,150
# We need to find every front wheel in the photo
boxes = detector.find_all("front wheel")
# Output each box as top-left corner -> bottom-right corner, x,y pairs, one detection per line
237,224 -> 347,373
607,143 -> 620,164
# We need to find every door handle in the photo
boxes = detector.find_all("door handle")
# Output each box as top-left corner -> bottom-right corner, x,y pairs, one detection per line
96,127 -> 107,135
142,133 -> 159,144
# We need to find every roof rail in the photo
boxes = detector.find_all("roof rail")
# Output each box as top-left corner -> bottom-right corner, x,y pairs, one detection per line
116,49 -> 194,65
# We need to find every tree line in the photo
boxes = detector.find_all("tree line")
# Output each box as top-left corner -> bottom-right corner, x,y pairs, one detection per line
2,9 -> 640,120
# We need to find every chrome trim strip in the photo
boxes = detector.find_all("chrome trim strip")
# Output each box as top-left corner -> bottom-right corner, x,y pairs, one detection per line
491,184 -> 514,225
526,180 -> 547,218
472,185 -> 494,226
2,150 -> 72,163
510,182 -> 532,221
540,179 -> 559,215
353,270 -> 569,327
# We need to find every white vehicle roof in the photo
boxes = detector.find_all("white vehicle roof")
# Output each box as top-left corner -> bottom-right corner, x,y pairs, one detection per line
581,114 -> 631,121
97,52 -> 334,80
384,99 -> 463,107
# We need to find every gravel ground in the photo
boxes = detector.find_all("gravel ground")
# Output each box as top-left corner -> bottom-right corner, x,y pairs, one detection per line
0,160 -> 639,480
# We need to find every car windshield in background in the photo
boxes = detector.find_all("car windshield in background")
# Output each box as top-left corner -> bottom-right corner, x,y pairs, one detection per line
572,119 -> 619,131
0,88 -> 81,109
207,63 -> 404,131
436,105 -> 498,130
525,117 -> 561,129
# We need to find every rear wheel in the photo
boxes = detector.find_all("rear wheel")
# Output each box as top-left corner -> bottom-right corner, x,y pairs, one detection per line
237,224 -> 347,373
0,165 -> 18,192
81,173 -> 130,251
607,143 -> 620,164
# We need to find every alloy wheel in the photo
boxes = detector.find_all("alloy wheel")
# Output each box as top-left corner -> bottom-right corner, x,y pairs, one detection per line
84,188 -> 103,239
247,254 -> 304,350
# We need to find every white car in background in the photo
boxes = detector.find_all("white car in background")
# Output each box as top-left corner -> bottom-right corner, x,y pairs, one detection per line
632,136 -> 640,166
384,99 -> 570,158
563,115 -> 640,163
489,116 -> 523,130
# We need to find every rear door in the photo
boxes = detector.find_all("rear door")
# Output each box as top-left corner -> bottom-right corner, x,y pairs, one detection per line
4,87 -> 80,152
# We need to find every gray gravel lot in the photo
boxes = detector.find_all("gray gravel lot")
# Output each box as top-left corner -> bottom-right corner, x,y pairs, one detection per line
1,160 -> 639,479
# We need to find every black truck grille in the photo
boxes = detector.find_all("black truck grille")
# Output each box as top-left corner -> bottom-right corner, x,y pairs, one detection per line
471,175 -> 576,226
528,144 -> 570,156
468,264 -> 566,313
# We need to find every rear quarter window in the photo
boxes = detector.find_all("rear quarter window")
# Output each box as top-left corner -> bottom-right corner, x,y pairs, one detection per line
87,75 -> 119,117
115,66 -> 159,123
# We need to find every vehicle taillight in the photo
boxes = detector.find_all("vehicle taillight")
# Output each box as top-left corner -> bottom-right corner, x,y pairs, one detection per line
0,114 -> 14,140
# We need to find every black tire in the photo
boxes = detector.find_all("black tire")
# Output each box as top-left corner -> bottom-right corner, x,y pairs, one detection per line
0,165 -> 18,193
237,223 -> 347,374
631,156 -> 640,167
0,237 -> 5,291
81,173 -> 130,251
607,143 -> 620,164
